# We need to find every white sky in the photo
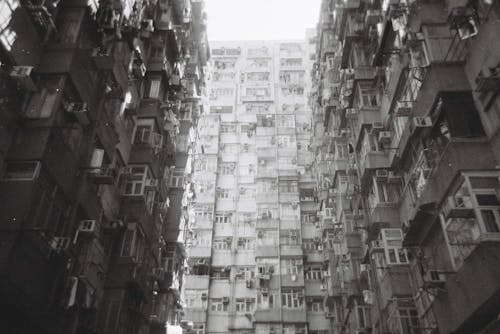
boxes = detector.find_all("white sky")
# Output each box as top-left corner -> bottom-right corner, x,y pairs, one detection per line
205,0 -> 321,41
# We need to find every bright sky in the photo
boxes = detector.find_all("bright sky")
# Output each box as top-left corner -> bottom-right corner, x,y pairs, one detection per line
205,0 -> 322,41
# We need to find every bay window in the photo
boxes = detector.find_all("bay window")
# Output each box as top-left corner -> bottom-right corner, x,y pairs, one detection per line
281,288 -> 304,309
280,258 -> 303,275
121,165 -> 155,196
209,298 -> 228,312
235,298 -> 255,313
305,267 -> 322,280
355,82 -> 379,108
120,223 -> 145,262
306,297 -> 325,312
257,292 -> 279,309
442,173 -> 500,269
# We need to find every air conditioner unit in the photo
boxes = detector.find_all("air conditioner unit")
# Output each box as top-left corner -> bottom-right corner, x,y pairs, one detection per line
79,220 -> 97,233
372,122 -> 384,130
442,196 -> 474,219
197,258 -> 207,265
375,169 -> 388,180
222,296 -> 230,304
261,273 -> 271,280
201,292 -> 208,300
362,290 -> 374,305
423,269 -> 447,287
50,237 -> 71,251
413,116 -> 432,128
378,131 -> 391,144
395,101 -> 413,115
145,179 -> 159,189
108,219 -> 124,229
10,65 -> 37,92
66,102 -> 90,126
325,312 -> 335,318
91,47 -> 113,69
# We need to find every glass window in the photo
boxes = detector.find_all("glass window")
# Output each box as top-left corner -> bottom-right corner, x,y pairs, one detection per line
2,161 -> 40,180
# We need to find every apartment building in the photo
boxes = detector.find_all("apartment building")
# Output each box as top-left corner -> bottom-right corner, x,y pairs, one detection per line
311,0 -> 500,333
0,0 -> 209,333
181,40 -> 340,334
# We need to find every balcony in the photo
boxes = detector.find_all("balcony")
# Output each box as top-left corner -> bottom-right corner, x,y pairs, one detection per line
254,309 -> 281,322
378,266 -> 412,309
359,151 -> 390,179
432,242 -> 500,333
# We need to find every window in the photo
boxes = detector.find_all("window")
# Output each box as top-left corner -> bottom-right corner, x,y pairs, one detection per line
306,297 -> 325,312
198,181 -> 214,194
280,230 -> 300,245
280,258 -> 303,275
305,267 -> 322,280
302,239 -> 317,252
219,162 -> 235,175
191,231 -> 211,247
281,288 -> 304,309
210,298 -> 228,312
193,323 -> 205,334
216,188 -> 231,199
215,212 -> 233,224
235,298 -> 255,313
280,58 -> 303,67
389,306 -> 419,334
213,237 -> 232,250
257,292 -> 279,309
443,173 -> 500,269
220,123 -> 237,133
132,119 -> 163,150
368,177 -> 403,209
147,78 -> 161,98
301,213 -> 316,224
122,165 -> 154,196
356,306 -> 372,328
279,181 -> 298,193
120,223 -> 145,262
210,105 -> 233,113
211,267 -> 231,280
170,170 -> 184,188
235,266 -> 255,280
194,205 -> 213,221
246,87 -> 270,97
2,161 -> 41,181
0,0 -> 19,51
239,212 -> 255,224
376,229 -> 408,265
237,238 -> 255,250
210,88 -> 234,100
356,82 -> 379,108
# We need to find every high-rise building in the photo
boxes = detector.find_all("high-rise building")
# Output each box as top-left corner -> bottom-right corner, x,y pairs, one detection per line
181,39 -> 339,334
310,0 -> 500,333
0,1 -> 209,333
